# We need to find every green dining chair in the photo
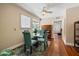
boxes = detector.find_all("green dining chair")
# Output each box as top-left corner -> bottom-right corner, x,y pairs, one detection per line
39,30 -> 44,38
22,31 -> 37,55
38,30 -> 48,50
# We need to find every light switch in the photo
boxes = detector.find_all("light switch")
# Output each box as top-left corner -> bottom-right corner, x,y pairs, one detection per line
14,28 -> 16,31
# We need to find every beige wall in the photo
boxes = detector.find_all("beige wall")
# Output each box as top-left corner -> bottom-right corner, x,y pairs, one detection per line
0,4 -> 38,50
65,6 -> 79,45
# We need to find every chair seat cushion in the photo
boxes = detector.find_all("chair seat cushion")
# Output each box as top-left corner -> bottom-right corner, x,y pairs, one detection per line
31,40 -> 37,45
38,38 -> 44,42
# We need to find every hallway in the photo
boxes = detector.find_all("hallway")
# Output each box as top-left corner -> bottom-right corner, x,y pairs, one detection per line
43,34 -> 79,56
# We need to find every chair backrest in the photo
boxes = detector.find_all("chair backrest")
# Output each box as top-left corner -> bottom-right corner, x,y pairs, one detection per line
22,31 -> 31,48
39,30 -> 44,38
44,30 -> 48,41
43,30 -> 48,48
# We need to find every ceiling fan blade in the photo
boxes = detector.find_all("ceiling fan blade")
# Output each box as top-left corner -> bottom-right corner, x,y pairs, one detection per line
47,11 -> 53,13
42,6 -> 53,14
44,10 -> 53,13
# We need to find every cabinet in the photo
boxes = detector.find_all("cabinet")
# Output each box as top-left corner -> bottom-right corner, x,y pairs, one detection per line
41,25 -> 52,41
74,21 -> 79,47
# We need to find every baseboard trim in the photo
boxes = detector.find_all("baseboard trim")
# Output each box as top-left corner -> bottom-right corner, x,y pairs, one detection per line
7,42 -> 24,50
63,40 -> 74,46
62,38 -> 74,46
65,43 -> 74,46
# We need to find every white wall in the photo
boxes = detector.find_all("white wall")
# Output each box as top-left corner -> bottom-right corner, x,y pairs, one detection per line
60,3 -> 79,46
40,18 -> 53,25
65,6 -> 79,46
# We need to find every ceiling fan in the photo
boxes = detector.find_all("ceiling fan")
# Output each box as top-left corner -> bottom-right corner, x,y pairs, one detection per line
42,7 -> 53,14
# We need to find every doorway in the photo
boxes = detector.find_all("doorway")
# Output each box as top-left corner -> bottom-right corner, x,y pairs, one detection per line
53,20 -> 62,38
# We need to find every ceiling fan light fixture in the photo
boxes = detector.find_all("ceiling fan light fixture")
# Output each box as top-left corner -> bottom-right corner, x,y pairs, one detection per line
42,11 -> 47,16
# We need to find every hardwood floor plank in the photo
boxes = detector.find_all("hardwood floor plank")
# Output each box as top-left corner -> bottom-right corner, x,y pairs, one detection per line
43,35 -> 79,56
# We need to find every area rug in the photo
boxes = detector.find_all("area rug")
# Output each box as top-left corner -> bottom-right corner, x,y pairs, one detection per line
13,43 -> 44,56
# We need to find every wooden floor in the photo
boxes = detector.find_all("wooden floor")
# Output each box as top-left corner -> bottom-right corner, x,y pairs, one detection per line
43,35 -> 79,56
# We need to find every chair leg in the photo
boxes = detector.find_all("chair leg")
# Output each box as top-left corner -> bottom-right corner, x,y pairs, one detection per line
24,44 -> 26,52
24,46 -> 32,56
46,41 -> 48,48
26,49 -> 30,56
30,46 -> 32,55
44,43 -> 46,50
44,42 -> 48,50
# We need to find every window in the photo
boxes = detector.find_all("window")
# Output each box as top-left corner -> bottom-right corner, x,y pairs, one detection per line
20,15 -> 31,29
32,18 -> 40,30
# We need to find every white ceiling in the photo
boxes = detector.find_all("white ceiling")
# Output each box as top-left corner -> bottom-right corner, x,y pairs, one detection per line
16,3 -> 79,19
17,3 -> 79,18
16,3 -> 64,19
